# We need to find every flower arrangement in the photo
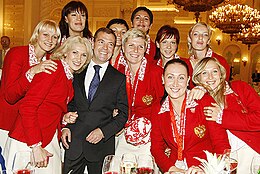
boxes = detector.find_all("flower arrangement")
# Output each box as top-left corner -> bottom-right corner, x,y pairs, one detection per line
194,151 -> 227,174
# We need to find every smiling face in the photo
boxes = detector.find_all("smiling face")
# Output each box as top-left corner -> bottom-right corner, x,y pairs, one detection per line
109,23 -> 128,47
65,10 -> 86,36
65,43 -> 88,73
198,60 -> 221,90
92,31 -> 115,64
123,37 -> 146,66
190,24 -> 210,51
156,35 -> 177,61
35,28 -> 59,53
163,63 -> 189,101
132,10 -> 151,34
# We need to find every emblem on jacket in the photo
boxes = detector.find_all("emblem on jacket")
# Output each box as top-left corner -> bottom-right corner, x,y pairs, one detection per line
142,95 -> 153,105
194,125 -> 206,138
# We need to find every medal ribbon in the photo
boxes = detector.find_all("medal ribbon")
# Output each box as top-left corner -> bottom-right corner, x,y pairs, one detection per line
169,96 -> 186,160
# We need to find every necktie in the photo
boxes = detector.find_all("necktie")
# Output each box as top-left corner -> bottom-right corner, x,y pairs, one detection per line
88,65 -> 101,102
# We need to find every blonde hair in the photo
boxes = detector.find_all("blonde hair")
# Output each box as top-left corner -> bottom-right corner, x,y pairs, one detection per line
187,22 -> 212,56
122,28 -> 148,49
51,36 -> 92,73
30,19 -> 61,51
192,57 -> 226,108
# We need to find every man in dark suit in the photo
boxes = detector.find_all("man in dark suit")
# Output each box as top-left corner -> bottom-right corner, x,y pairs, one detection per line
62,27 -> 128,174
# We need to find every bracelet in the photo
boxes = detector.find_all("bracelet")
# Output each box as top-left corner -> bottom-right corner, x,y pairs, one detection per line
29,142 -> 42,148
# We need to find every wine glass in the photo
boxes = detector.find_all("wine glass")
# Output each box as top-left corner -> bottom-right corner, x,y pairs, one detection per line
12,151 -> 35,174
223,149 -> 238,174
137,154 -> 155,174
121,153 -> 137,174
251,156 -> 260,174
102,155 -> 121,174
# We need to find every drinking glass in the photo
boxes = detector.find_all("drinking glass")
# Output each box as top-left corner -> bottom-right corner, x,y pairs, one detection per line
12,151 -> 35,174
121,153 -> 137,174
251,156 -> 260,174
102,155 -> 121,174
223,149 -> 238,174
137,154 -> 154,174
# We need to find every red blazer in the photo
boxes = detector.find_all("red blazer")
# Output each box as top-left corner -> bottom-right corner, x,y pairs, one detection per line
0,46 -> 32,131
9,60 -> 74,147
222,81 -> 260,153
151,94 -> 230,173
130,62 -> 164,120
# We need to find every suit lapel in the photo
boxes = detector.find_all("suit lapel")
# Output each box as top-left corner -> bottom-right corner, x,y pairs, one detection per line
77,64 -> 88,101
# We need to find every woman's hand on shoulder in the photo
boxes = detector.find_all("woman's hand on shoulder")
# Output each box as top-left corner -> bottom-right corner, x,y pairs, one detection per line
30,60 -> 57,75
188,86 -> 207,102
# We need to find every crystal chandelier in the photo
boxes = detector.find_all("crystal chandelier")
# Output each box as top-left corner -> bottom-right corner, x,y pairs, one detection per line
167,0 -> 224,22
209,3 -> 260,36
237,22 -> 260,49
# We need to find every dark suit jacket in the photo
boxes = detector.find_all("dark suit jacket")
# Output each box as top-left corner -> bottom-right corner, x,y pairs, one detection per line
65,63 -> 128,162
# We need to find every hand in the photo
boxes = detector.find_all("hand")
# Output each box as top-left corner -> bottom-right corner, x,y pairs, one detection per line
63,112 -> 78,124
115,129 -> 124,136
185,166 -> 205,174
86,128 -> 104,144
61,128 -> 71,149
32,146 -> 53,168
204,103 -> 222,121
30,60 -> 57,75
167,166 -> 186,173
188,86 -> 206,102
113,109 -> 119,117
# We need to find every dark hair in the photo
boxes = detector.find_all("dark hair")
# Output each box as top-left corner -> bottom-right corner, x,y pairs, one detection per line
94,27 -> 116,43
154,25 -> 180,60
160,59 -> 189,105
59,1 -> 92,39
1,36 -> 10,41
131,6 -> 153,25
106,18 -> 129,30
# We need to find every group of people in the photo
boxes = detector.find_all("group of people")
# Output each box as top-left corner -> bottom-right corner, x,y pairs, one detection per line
0,1 -> 259,174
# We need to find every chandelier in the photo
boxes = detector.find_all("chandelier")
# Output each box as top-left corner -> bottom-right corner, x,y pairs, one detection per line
209,3 -> 260,36
167,0 -> 224,22
237,22 -> 260,49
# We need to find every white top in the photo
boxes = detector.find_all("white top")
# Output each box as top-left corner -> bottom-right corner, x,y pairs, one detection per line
84,59 -> 109,99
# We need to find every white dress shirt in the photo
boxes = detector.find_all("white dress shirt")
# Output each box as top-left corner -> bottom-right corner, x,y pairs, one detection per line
84,60 -> 109,99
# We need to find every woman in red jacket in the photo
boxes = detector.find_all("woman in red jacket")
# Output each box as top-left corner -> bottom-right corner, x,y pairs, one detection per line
150,59 -> 230,173
192,57 -> 260,174
115,28 -> 164,169
188,22 -> 230,81
0,19 -> 60,149
5,36 -> 92,174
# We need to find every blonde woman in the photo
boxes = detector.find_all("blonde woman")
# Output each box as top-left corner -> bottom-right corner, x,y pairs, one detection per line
5,36 -> 92,174
0,19 -> 61,149
193,57 -> 260,174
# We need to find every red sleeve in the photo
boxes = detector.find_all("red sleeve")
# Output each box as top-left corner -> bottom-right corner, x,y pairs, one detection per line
2,46 -> 31,104
222,81 -> 260,131
151,65 -> 164,100
198,95 -> 230,154
212,52 -> 230,81
150,102 -> 175,172
19,61 -> 61,146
